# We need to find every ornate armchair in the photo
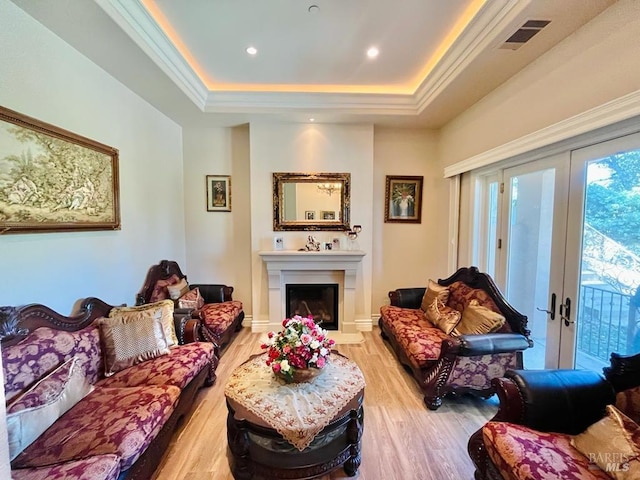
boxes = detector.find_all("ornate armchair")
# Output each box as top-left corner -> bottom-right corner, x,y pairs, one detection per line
468,353 -> 640,480
379,267 -> 532,410
136,260 -> 244,356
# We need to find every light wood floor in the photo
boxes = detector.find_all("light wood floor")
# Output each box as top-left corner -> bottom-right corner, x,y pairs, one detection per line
153,327 -> 498,480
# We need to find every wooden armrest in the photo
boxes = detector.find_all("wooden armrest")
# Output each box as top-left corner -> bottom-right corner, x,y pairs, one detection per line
173,308 -> 200,344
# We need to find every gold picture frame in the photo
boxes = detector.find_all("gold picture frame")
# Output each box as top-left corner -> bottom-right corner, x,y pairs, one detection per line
384,175 -> 423,223
206,175 -> 231,212
0,106 -> 120,234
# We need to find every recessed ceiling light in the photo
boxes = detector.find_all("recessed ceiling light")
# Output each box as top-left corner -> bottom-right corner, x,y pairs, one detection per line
308,5 -> 320,14
246,46 -> 257,55
366,47 -> 379,58
309,118 -> 315,122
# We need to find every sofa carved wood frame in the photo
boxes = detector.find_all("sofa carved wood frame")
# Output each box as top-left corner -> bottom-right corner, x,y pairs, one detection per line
0,298 -> 214,480
379,267 -> 532,410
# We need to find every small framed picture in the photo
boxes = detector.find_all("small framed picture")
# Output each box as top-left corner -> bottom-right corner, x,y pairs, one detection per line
273,236 -> 284,251
305,210 -> 315,220
321,210 -> 336,220
384,175 -> 423,223
206,175 -> 231,212
332,237 -> 341,250
324,242 -> 333,251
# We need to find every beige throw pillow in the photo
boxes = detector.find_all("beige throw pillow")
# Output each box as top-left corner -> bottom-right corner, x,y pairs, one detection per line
109,299 -> 178,347
99,309 -> 170,376
420,279 -> 450,312
178,287 -> 205,310
167,277 -> 189,300
453,299 -> 505,335
571,405 -> 640,479
425,298 -> 462,335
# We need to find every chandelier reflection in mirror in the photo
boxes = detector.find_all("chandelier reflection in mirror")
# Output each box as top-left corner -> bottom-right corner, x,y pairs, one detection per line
317,183 -> 341,196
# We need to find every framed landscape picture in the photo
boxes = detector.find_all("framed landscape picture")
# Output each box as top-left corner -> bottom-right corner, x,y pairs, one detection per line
384,175 -> 423,223
0,106 -> 120,234
206,175 -> 231,212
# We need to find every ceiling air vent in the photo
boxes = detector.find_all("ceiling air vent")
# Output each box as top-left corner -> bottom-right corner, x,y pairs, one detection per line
500,19 -> 551,50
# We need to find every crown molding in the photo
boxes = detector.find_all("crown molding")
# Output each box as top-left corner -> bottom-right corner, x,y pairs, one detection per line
204,91 -> 418,115
443,89 -> 640,178
98,0 -> 530,116
97,0 -> 208,108
414,0 -> 531,114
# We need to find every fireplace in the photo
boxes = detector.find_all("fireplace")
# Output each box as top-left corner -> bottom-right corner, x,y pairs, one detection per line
286,283 -> 339,330
258,250 -> 366,337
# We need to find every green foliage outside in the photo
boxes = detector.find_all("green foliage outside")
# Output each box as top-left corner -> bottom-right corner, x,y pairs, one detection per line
585,151 -> 640,256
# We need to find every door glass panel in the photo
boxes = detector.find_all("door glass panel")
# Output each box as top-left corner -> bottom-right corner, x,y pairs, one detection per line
505,168 -> 556,369
485,181 -> 499,278
575,151 -> 640,368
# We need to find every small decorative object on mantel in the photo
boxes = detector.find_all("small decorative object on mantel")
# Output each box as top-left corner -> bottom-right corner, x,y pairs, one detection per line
261,315 -> 335,383
299,235 -> 320,251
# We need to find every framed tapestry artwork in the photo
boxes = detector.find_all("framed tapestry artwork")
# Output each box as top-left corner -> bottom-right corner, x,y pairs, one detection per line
206,175 -> 231,212
0,106 -> 120,234
384,175 -> 423,223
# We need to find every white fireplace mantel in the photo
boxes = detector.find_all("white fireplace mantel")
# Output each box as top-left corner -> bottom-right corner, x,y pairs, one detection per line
258,250 -> 366,335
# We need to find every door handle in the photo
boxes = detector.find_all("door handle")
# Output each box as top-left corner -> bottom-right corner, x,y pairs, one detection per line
560,297 -> 573,326
536,292 -> 556,320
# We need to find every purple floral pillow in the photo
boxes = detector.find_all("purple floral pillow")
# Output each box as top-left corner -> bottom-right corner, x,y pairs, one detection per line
149,274 -> 181,302
6,356 -> 93,460
8,357 -> 80,413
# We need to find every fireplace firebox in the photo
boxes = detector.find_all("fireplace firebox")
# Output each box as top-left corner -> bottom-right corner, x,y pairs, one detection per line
286,284 -> 338,330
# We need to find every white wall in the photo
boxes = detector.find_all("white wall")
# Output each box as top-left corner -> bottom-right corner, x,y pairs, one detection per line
0,0 -> 185,313
439,0 -> 640,167
249,123 -> 374,329
372,127 -> 446,309
440,0 -> 640,265
182,125 -> 252,315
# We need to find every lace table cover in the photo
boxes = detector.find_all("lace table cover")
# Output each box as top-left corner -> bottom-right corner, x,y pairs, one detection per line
224,353 -> 365,451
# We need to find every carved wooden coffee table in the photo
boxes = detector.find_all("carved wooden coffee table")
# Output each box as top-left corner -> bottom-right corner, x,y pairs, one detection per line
224,353 -> 365,480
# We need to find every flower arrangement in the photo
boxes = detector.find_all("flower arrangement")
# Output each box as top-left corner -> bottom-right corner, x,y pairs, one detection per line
261,315 -> 335,382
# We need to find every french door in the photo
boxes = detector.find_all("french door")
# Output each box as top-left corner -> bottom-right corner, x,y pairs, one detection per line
496,154 -> 569,369
567,132 -> 640,370
491,131 -> 640,370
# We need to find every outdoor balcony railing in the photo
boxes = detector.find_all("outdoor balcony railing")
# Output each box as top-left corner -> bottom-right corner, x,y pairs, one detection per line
577,284 -> 640,362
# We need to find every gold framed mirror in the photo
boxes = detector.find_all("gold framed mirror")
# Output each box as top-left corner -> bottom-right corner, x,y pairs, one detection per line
273,172 -> 350,231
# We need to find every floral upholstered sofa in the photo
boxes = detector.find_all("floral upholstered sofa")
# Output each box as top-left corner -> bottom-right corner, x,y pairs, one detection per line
2,297 -> 215,480
136,260 -> 244,356
379,267 -> 532,410
468,352 -> 640,480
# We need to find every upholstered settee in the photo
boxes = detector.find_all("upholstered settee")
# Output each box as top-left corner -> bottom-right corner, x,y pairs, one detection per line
2,297 -> 216,480
379,267 -> 532,410
468,354 -> 640,480
136,259 -> 244,357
